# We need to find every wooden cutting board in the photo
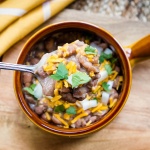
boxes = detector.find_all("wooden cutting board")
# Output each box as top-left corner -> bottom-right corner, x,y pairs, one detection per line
0,9 -> 150,150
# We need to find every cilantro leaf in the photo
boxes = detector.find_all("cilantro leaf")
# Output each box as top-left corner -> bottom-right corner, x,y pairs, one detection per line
110,57 -> 118,64
66,106 -> 76,115
72,71 -> 91,88
102,82 -> 110,92
50,63 -> 68,81
85,46 -> 97,55
104,64 -> 112,75
24,84 -> 36,95
99,52 -> 112,63
54,105 -> 65,113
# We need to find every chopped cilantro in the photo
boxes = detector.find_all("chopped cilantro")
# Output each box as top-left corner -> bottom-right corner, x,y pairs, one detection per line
104,64 -> 112,75
54,105 -> 65,113
50,63 -> 68,81
102,82 -> 110,92
84,45 -> 97,55
110,57 -> 118,64
72,71 -> 91,88
24,84 -> 36,95
66,106 -> 76,115
99,52 -> 112,63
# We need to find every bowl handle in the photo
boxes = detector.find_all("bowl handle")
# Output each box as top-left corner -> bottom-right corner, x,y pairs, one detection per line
124,34 -> 150,68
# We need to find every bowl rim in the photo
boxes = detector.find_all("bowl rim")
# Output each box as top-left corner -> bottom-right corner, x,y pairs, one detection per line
14,21 -> 132,137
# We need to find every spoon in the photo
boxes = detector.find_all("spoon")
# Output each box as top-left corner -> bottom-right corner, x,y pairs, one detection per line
0,51 -> 56,75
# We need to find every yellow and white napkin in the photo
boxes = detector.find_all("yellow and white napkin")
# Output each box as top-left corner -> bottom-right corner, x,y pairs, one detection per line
0,0 -> 75,56
0,0 -> 45,31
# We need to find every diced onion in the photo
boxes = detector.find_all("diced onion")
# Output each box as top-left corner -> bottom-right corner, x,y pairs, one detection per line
104,48 -> 113,55
34,83 -> 43,99
79,99 -> 98,110
98,70 -> 108,83
101,91 -> 110,105
107,80 -> 114,90
90,42 -> 103,55
66,74 -> 73,85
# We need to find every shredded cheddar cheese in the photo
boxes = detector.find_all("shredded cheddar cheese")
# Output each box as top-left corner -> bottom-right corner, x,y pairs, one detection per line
54,114 -> 69,128
91,103 -> 102,113
51,95 -> 62,102
71,112 -> 88,124
45,112 -> 51,121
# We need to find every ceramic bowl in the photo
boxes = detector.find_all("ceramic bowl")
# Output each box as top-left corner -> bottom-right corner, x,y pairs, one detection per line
14,21 -> 150,137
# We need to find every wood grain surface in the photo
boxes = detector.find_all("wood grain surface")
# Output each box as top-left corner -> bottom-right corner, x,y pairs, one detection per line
0,9 -> 150,150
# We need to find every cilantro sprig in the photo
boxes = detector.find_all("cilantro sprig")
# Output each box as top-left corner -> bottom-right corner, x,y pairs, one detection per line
50,63 -> 68,81
104,64 -> 112,75
24,84 -> 36,95
102,82 -> 110,92
84,45 -> 97,55
66,106 -> 76,115
54,105 -> 77,115
72,71 -> 91,88
54,105 -> 65,113
99,52 -> 112,63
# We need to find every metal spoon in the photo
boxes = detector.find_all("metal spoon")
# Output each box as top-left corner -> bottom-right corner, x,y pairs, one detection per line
0,51 -> 56,75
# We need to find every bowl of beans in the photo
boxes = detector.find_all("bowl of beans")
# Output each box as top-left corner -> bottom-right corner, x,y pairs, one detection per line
14,21 -> 150,137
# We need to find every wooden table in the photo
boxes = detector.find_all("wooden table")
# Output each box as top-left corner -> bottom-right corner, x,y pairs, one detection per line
0,9 -> 150,150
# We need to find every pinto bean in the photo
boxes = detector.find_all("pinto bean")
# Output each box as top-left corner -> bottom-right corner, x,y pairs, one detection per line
75,119 -> 82,128
38,77 -> 55,96
77,55 -> 99,73
90,116 -> 97,123
92,73 -> 101,80
61,93 -> 77,103
84,115 -> 92,122
87,79 -> 98,88
47,107 -> 53,113
52,115 -> 62,125
30,58 -> 40,65
45,39 -> 56,52
22,72 -> 33,84
67,44 -> 76,56
73,86 -> 90,100
75,40 -> 84,47
81,118 -> 86,127
37,67 -> 48,78
85,110 -> 91,115
24,94 -> 36,104
59,87 -> 71,93
113,76 -> 120,88
110,88 -> 119,99
34,105 -> 47,115
67,55 -> 80,69
115,66 -> 120,73
99,43 -> 108,49
92,56 -> 99,64
41,112 -> 51,122
36,42 -> 44,51
25,82 -> 31,87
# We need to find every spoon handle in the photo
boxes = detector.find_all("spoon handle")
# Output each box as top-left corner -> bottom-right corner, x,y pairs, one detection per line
0,62 -> 35,74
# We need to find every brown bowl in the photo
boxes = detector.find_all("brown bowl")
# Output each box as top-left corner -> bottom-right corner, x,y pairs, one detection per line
14,21 -> 150,137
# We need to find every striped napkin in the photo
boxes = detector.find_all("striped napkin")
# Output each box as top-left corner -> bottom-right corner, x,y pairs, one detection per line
0,0 -> 75,56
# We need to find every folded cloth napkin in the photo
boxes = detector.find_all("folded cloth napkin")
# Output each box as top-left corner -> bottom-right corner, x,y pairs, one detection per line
0,0 -> 45,32
0,0 -> 74,56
